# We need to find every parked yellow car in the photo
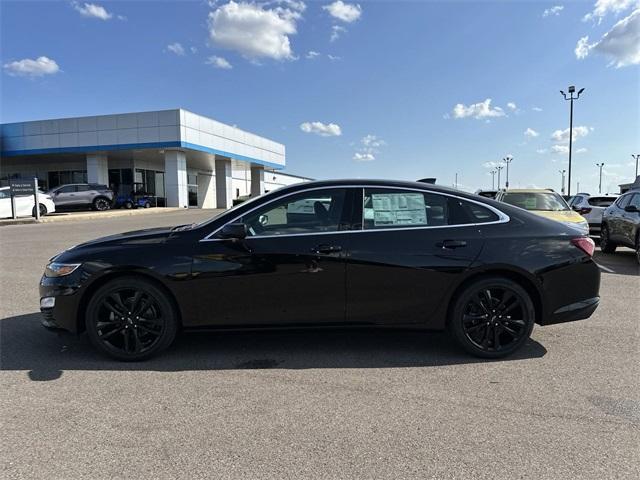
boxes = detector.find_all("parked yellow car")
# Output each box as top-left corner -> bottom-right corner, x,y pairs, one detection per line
495,189 -> 589,234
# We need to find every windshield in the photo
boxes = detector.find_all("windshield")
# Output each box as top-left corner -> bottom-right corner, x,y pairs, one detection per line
502,192 -> 569,212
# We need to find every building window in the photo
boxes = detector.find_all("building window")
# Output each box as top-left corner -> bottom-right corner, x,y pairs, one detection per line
48,170 -> 87,189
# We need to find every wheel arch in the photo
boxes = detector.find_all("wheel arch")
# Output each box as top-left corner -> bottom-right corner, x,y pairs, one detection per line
76,269 -> 183,333
444,267 -> 544,327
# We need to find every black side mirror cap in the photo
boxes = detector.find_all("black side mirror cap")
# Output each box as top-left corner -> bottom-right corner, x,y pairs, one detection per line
219,222 -> 248,239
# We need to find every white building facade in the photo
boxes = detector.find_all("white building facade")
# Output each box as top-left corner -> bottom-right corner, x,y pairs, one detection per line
0,109 -> 310,208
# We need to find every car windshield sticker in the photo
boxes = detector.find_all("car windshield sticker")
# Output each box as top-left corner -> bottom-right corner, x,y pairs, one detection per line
371,193 -> 427,226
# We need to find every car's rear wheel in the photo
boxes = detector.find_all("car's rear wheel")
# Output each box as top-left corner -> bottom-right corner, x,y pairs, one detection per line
124,200 -> 133,209
93,197 -> 111,211
600,224 -> 617,253
143,201 -> 151,208
448,277 -> 535,358
32,203 -> 47,217
635,233 -> 640,265
85,277 -> 178,361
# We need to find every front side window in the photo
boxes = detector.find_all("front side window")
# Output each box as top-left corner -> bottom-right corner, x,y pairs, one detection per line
616,195 -> 631,208
628,194 -> 640,209
362,189 -> 499,230
239,188 -> 347,237
501,192 -> 568,211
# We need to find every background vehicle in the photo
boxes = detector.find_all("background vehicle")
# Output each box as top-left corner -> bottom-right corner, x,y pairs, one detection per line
568,193 -> 618,236
113,183 -> 156,209
600,190 -> 640,264
40,180 -> 600,361
48,183 -> 114,211
0,187 -> 55,218
496,188 -> 589,234
475,189 -> 498,199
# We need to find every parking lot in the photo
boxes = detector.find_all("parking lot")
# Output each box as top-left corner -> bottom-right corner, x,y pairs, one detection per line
1,210 -> 638,479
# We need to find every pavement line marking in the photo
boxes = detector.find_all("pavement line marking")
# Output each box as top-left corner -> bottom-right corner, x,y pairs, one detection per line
596,263 -> 616,273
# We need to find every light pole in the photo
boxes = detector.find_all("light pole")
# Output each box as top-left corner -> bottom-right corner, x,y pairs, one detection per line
596,163 -> 605,193
490,169 -> 496,190
560,85 -> 585,196
503,156 -> 513,189
559,169 -> 566,195
496,165 -> 504,190
454,172 -> 458,189
633,154 -> 639,178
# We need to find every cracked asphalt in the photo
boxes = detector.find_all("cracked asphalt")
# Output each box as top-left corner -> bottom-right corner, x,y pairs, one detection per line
1,210 -> 638,479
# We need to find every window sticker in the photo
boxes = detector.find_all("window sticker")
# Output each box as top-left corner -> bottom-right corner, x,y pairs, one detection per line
370,193 -> 427,226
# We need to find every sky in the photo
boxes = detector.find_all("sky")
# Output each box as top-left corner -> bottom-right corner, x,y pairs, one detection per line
1,0 -> 639,194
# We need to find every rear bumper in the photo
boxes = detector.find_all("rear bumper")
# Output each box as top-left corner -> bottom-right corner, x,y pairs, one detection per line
541,297 -> 600,326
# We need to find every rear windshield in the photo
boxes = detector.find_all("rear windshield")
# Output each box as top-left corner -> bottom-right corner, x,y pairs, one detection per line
587,197 -> 615,207
501,192 -> 569,211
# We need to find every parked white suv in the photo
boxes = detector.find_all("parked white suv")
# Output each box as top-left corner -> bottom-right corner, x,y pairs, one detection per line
568,193 -> 618,236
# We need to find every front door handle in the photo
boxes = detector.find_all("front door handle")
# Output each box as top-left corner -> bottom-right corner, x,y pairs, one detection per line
312,244 -> 342,254
440,239 -> 467,249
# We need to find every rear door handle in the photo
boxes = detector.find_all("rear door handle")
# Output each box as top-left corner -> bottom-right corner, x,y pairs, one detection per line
440,239 -> 467,249
312,244 -> 342,254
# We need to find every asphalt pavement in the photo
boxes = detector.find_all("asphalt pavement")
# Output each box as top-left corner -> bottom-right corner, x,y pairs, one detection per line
1,210 -> 638,479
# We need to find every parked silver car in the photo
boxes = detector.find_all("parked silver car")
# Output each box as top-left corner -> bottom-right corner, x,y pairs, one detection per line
568,193 -> 618,235
48,183 -> 114,211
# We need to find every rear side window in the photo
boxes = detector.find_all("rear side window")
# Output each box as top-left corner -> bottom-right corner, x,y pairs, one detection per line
616,195 -> 631,208
58,185 -> 76,193
588,197 -> 615,207
76,185 -> 90,192
629,194 -> 640,209
362,189 -> 499,229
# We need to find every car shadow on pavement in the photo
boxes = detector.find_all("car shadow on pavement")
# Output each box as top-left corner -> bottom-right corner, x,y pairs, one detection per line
593,249 -> 640,277
0,313 -> 547,382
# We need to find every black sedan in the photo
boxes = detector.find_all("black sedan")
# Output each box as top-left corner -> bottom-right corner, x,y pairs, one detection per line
40,179 -> 600,361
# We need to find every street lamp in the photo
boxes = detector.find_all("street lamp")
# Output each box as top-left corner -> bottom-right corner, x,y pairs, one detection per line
559,169 -> 566,195
560,85 -> 585,196
596,163 -> 605,194
633,154 -> 639,179
503,156 -> 513,189
496,165 -> 504,190
490,169 -> 496,190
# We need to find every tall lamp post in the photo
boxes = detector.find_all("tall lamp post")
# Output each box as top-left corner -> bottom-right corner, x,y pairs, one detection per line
596,163 -> 605,193
503,156 -> 513,189
490,169 -> 496,190
496,165 -> 504,190
633,154 -> 639,179
560,85 -> 585,196
559,169 -> 566,195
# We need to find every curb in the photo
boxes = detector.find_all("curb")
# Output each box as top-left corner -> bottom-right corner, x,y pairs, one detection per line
0,207 -> 187,226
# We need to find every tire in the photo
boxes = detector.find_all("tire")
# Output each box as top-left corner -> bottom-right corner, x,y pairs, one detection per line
600,224 -> 617,253
85,277 -> 178,361
143,201 -> 151,208
93,197 -> 111,211
32,203 -> 47,217
448,277 -> 535,359
635,233 -> 640,266
124,201 -> 133,209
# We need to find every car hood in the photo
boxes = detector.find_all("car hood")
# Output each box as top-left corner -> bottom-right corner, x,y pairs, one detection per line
69,226 -> 176,250
531,210 -> 586,224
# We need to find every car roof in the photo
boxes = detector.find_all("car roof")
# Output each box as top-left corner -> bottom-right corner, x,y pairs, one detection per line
500,189 -> 555,193
280,178 -> 474,197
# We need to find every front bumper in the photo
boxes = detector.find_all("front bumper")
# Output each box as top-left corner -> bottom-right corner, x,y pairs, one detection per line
39,275 -> 84,333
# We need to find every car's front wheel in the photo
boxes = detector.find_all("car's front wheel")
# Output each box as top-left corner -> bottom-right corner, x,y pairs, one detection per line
32,203 -> 47,217
448,277 -> 535,358
600,224 -> 617,253
85,277 -> 178,361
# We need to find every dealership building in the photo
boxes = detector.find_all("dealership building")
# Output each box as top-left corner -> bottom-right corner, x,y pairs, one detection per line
0,109 -> 310,208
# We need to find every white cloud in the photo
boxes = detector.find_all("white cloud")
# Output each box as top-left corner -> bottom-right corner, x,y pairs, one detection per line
300,121 -> 342,136
543,5 -> 564,17
482,161 -> 500,169
353,152 -> 375,161
583,0 -> 636,23
327,54 -> 341,61
451,99 -> 506,120
330,25 -> 347,41
524,127 -> 539,138
507,102 -> 517,110
551,145 -> 588,154
323,1 -> 362,23
305,50 -> 320,59
353,134 -> 386,161
3,56 -> 60,77
167,43 -> 186,56
206,55 -> 233,69
551,125 -> 592,142
576,9 -> 640,67
536,148 -> 548,154
208,1 -> 304,61
532,106 -> 543,112
361,134 -> 386,148
72,2 -> 114,20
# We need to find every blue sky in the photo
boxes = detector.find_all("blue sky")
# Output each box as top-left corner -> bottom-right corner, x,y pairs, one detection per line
2,0 -> 639,194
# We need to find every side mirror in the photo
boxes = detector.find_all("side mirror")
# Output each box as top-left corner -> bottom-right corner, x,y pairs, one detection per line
219,222 -> 248,239
624,205 -> 639,213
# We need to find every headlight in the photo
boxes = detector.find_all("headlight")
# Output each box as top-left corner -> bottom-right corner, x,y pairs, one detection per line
45,262 -> 81,277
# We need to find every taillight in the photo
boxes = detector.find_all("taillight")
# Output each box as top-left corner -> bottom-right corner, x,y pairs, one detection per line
571,237 -> 595,257
578,207 -> 592,215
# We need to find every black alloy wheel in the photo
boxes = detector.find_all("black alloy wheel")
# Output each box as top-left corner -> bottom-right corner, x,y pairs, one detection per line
124,201 -> 134,209
600,224 -> 616,253
86,278 -> 177,361
32,203 -> 47,217
93,198 -> 111,211
449,277 -> 535,358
